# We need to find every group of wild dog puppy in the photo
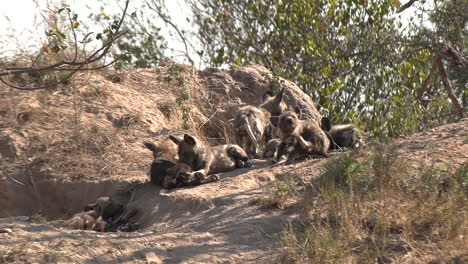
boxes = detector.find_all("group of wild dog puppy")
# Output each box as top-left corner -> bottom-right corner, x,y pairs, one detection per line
64,89 -> 361,232
64,196 -> 139,232
144,89 -> 362,189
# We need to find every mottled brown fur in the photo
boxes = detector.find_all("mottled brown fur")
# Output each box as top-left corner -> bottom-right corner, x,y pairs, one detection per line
65,197 -> 124,232
143,140 -> 178,162
320,117 -> 364,150
170,134 -> 252,181
144,140 -> 215,188
263,138 -> 281,158
160,161 -> 211,189
84,197 -> 124,219
273,107 -> 330,162
232,90 -> 287,158
65,211 -> 102,231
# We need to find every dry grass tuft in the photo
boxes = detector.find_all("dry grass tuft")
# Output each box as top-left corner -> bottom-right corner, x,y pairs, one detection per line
259,171 -> 305,209
278,145 -> 467,263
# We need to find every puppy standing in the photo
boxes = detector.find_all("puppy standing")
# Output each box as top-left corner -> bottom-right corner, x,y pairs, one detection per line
232,89 -> 287,158
320,117 -> 364,150
272,107 -> 330,162
170,134 -> 252,182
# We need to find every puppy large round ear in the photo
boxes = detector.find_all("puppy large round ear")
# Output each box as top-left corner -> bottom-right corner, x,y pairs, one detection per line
169,135 -> 181,145
262,90 -> 274,102
293,106 -> 302,118
270,116 -> 279,127
84,203 -> 96,212
321,117 -> 332,132
143,142 -> 160,154
183,134 -> 197,146
273,89 -> 285,104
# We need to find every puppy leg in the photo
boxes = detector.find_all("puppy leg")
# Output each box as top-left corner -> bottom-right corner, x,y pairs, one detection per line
296,135 -> 313,151
235,133 -> 244,151
275,142 -> 288,164
200,174 -> 220,183
228,146 -> 253,168
186,156 -> 213,184
161,175 -> 178,189
175,170 -> 218,186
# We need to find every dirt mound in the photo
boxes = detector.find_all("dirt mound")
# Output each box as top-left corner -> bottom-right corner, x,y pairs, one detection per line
1,60 -> 465,263
0,119 -> 466,263
0,62 -> 319,219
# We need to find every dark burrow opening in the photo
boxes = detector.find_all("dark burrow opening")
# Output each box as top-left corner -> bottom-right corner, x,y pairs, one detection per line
0,174 -> 141,232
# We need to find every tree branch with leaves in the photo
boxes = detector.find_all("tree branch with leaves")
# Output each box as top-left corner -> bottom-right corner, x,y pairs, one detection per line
0,0 -> 130,90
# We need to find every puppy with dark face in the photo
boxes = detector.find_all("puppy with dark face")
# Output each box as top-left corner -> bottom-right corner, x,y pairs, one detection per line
84,197 -> 124,219
232,89 -> 287,158
320,117 -> 364,150
272,107 -> 330,162
147,159 -> 178,186
144,140 -> 178,186
160,161 -> 209,189
144,139 -> 214,189
170,134 -> 253,181
143,140 -> 178,162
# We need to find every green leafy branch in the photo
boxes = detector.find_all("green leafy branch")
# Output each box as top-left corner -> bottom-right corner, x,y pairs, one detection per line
0,0 -> 131,90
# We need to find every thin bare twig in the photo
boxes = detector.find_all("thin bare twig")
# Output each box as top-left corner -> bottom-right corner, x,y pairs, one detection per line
6,175 -> 26,186
418,44 -> 464,119
397,0 -> 418,13
437,55 -> 464,119
145,0 -> 195,65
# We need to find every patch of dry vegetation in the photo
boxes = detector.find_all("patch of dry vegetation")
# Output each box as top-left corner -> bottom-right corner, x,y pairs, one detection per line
259,171 -> 304,210
276,145 -> 467,263
0,62 -> 204,182
0,89 -> 143,181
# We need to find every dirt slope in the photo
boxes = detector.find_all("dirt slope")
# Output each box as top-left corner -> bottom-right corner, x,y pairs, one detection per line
0,61 -> 466,263
0,62 -> 319,219
1,119 -> 466,263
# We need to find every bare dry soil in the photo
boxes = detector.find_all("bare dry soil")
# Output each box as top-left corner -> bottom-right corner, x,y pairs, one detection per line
0,62 -> 466,263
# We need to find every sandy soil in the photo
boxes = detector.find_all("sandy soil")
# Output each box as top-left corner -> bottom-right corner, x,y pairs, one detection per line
1,118 -> 466,263
0,62 -> 466,263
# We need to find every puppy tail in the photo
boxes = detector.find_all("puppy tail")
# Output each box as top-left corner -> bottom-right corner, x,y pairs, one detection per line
242,116 -> 259,153
143,142 -> 158,153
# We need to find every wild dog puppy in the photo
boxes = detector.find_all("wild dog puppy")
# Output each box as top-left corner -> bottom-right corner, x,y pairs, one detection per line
160,161 -> 210,189
263,106 -> 307,159
146,159 -> 178,186
64,210 -> 102,231
143,140 -> 178,186
144,140 -> 215,189
65,197 -> 124,232
263,138 -> 281,158
169,134 -> 252,181
263,137 -> 298,159
86,197 -> 139,232
84,197 -> 124,219
232,89 -> 287,158
263,137 -> 299,163
320,117 -> 363,150
272,107 -> 330,162
105,208 -> 139,232
143,140 -> 177,162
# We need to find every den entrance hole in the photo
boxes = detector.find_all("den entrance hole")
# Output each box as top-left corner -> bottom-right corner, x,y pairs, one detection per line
0,176 -> 120,221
